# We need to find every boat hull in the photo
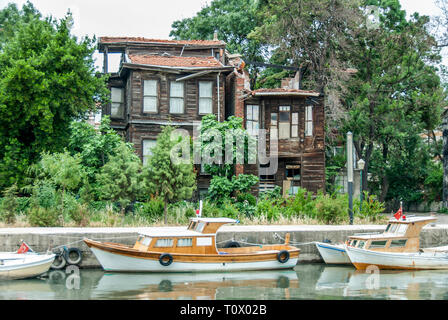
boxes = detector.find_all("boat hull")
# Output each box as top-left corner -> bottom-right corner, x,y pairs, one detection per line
315,242 -> 351,265
0,254 -> 56,280
345,245 -> 448,270
85,239 -> 300,272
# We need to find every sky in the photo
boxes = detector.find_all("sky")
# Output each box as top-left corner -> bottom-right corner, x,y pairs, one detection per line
0,0 -> 444,71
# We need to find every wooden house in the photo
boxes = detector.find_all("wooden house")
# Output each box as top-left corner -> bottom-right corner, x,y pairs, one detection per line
98,37 -> 325,198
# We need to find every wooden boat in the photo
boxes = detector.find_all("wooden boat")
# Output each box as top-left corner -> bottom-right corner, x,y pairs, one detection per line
316,215 -> 437,266
0,252 -> 56,280
84,217 -> 300,272
344,215 -> 448,270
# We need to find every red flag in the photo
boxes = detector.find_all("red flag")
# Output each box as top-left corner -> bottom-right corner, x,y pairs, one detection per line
394,207 -> 403,220
17,242 -> 30,254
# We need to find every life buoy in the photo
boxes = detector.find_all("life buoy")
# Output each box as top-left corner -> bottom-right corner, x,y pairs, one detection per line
224,241 -> 241,248
51,253 -> 67,270
66,248 -> 82,265
277,250 -> 290,263
159,253 -> 173,266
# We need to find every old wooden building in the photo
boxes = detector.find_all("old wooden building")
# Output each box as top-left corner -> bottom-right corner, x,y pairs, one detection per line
98,37 -> 325,197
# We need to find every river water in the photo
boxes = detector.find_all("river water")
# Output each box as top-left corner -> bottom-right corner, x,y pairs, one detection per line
1,264 -> 448,300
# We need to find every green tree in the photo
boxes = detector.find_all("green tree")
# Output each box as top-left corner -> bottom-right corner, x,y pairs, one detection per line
340,1 -> 445,201
0,4 -> 108,191
170,0 -> 267,88
68,116 -> 123,184
144,126 -> 197,224
96,142 -> 146,213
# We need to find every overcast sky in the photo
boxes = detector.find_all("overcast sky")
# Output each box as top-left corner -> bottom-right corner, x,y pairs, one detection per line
0,0 -> 444,71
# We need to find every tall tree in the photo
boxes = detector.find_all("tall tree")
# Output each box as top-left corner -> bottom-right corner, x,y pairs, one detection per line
341,0 -> 445,201
170,0 -> 267,88
0,3 -> 109,191
144,126 -> 197,224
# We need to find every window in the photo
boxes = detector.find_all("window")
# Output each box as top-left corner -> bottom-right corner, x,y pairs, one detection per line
358,241 -> 366,248
196,222 -> 206,233
110,87 -> 124,118
390,239 -> 407,247
155,238 -> 174,247
305,106 -> 313,136
385,224 -> 391,233
177,238 -> 193,247
351,240 -> 358,247
170,81 -> 184,114
279,106 -> 290,139
246,104 -> 259,136
197,237 -> 212,246
143,139 -> 157,166
143,80 -> 158,113
270,113 -> 278,139
141,237 -> 152,246
291,112 -> 299,138
396,224 -> 408,235
370,240 -> 388,248
286,165 -> 300,180
199,81 -> 213,114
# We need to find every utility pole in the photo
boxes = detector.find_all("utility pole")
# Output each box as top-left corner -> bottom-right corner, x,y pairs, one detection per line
347,132 -> 354,225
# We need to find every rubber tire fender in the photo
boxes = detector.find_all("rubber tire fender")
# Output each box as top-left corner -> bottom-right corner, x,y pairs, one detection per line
277,250 -> 290,264
159,253 -> 173,266
65,247 -> 82,265
51,253 -> 67,270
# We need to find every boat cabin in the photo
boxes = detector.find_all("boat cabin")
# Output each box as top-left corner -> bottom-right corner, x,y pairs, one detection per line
347,216 -> 436,253
133,217 -> 238,255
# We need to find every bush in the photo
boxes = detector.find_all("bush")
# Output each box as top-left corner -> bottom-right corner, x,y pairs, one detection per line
70,203 -> 90,227
0,183 -> 19,224
136,198 -> 165,222
259,186 -> 282,200
314,193 -> 348,224
354,191 -> 385,222
28,206 -> 62,227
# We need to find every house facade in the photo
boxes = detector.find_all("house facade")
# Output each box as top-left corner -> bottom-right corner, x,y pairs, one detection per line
98,37 -> 325,198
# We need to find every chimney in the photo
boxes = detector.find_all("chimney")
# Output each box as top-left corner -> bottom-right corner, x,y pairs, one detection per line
213,32 -> 218,41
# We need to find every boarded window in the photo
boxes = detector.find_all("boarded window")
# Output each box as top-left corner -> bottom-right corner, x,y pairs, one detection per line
270,112 -> 278,139
197,237 -> 213,246
305,106 -> 313,136
170,82 -> 184,114
110,87 -> 124,118
199,81 -> 213,114
246,104 -> 259,136
143,80 -> 158,113
155,238 -> 174,247
279,106 -> 290,139
177,238 -> 193,247
143,139 -> 157,166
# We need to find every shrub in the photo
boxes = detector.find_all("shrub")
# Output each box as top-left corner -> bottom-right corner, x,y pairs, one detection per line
0,183 -> 19,224
137,198 -> 165,222
259,186 -> 282,200
70,203 -> 91,227
354,191 -> 385,222
28,206 -> 62,227
314,193 -> 348,224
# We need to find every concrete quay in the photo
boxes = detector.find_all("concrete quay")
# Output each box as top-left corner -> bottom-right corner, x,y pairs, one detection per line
1,223 -> 447,268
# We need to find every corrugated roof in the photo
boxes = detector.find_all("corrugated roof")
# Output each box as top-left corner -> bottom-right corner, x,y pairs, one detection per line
128,54 -> 224,68
99,37 -> 225,46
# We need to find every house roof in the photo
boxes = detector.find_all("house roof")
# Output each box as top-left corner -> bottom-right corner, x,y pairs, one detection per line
249,88 -> 321,97
99,37 -> 226,47
127,54 -> 225,69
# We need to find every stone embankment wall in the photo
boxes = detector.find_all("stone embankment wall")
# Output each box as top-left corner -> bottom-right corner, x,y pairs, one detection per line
1,223 -> 447,268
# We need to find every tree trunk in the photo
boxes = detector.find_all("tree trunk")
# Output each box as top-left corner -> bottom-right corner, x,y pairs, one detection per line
379,143 -> 389,202
443,113 -> 448,208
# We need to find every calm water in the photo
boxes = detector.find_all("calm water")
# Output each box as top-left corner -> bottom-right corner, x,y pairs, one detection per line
1,264 -> 448,300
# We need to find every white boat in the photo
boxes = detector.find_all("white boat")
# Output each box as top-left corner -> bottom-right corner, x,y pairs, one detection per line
315,242 -> 351,264
0,252 -> 56,280
84,217 -> 300,273
345,245 -> 448,270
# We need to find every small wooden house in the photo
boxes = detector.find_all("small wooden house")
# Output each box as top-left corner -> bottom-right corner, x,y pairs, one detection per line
99,37 -> 326,197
